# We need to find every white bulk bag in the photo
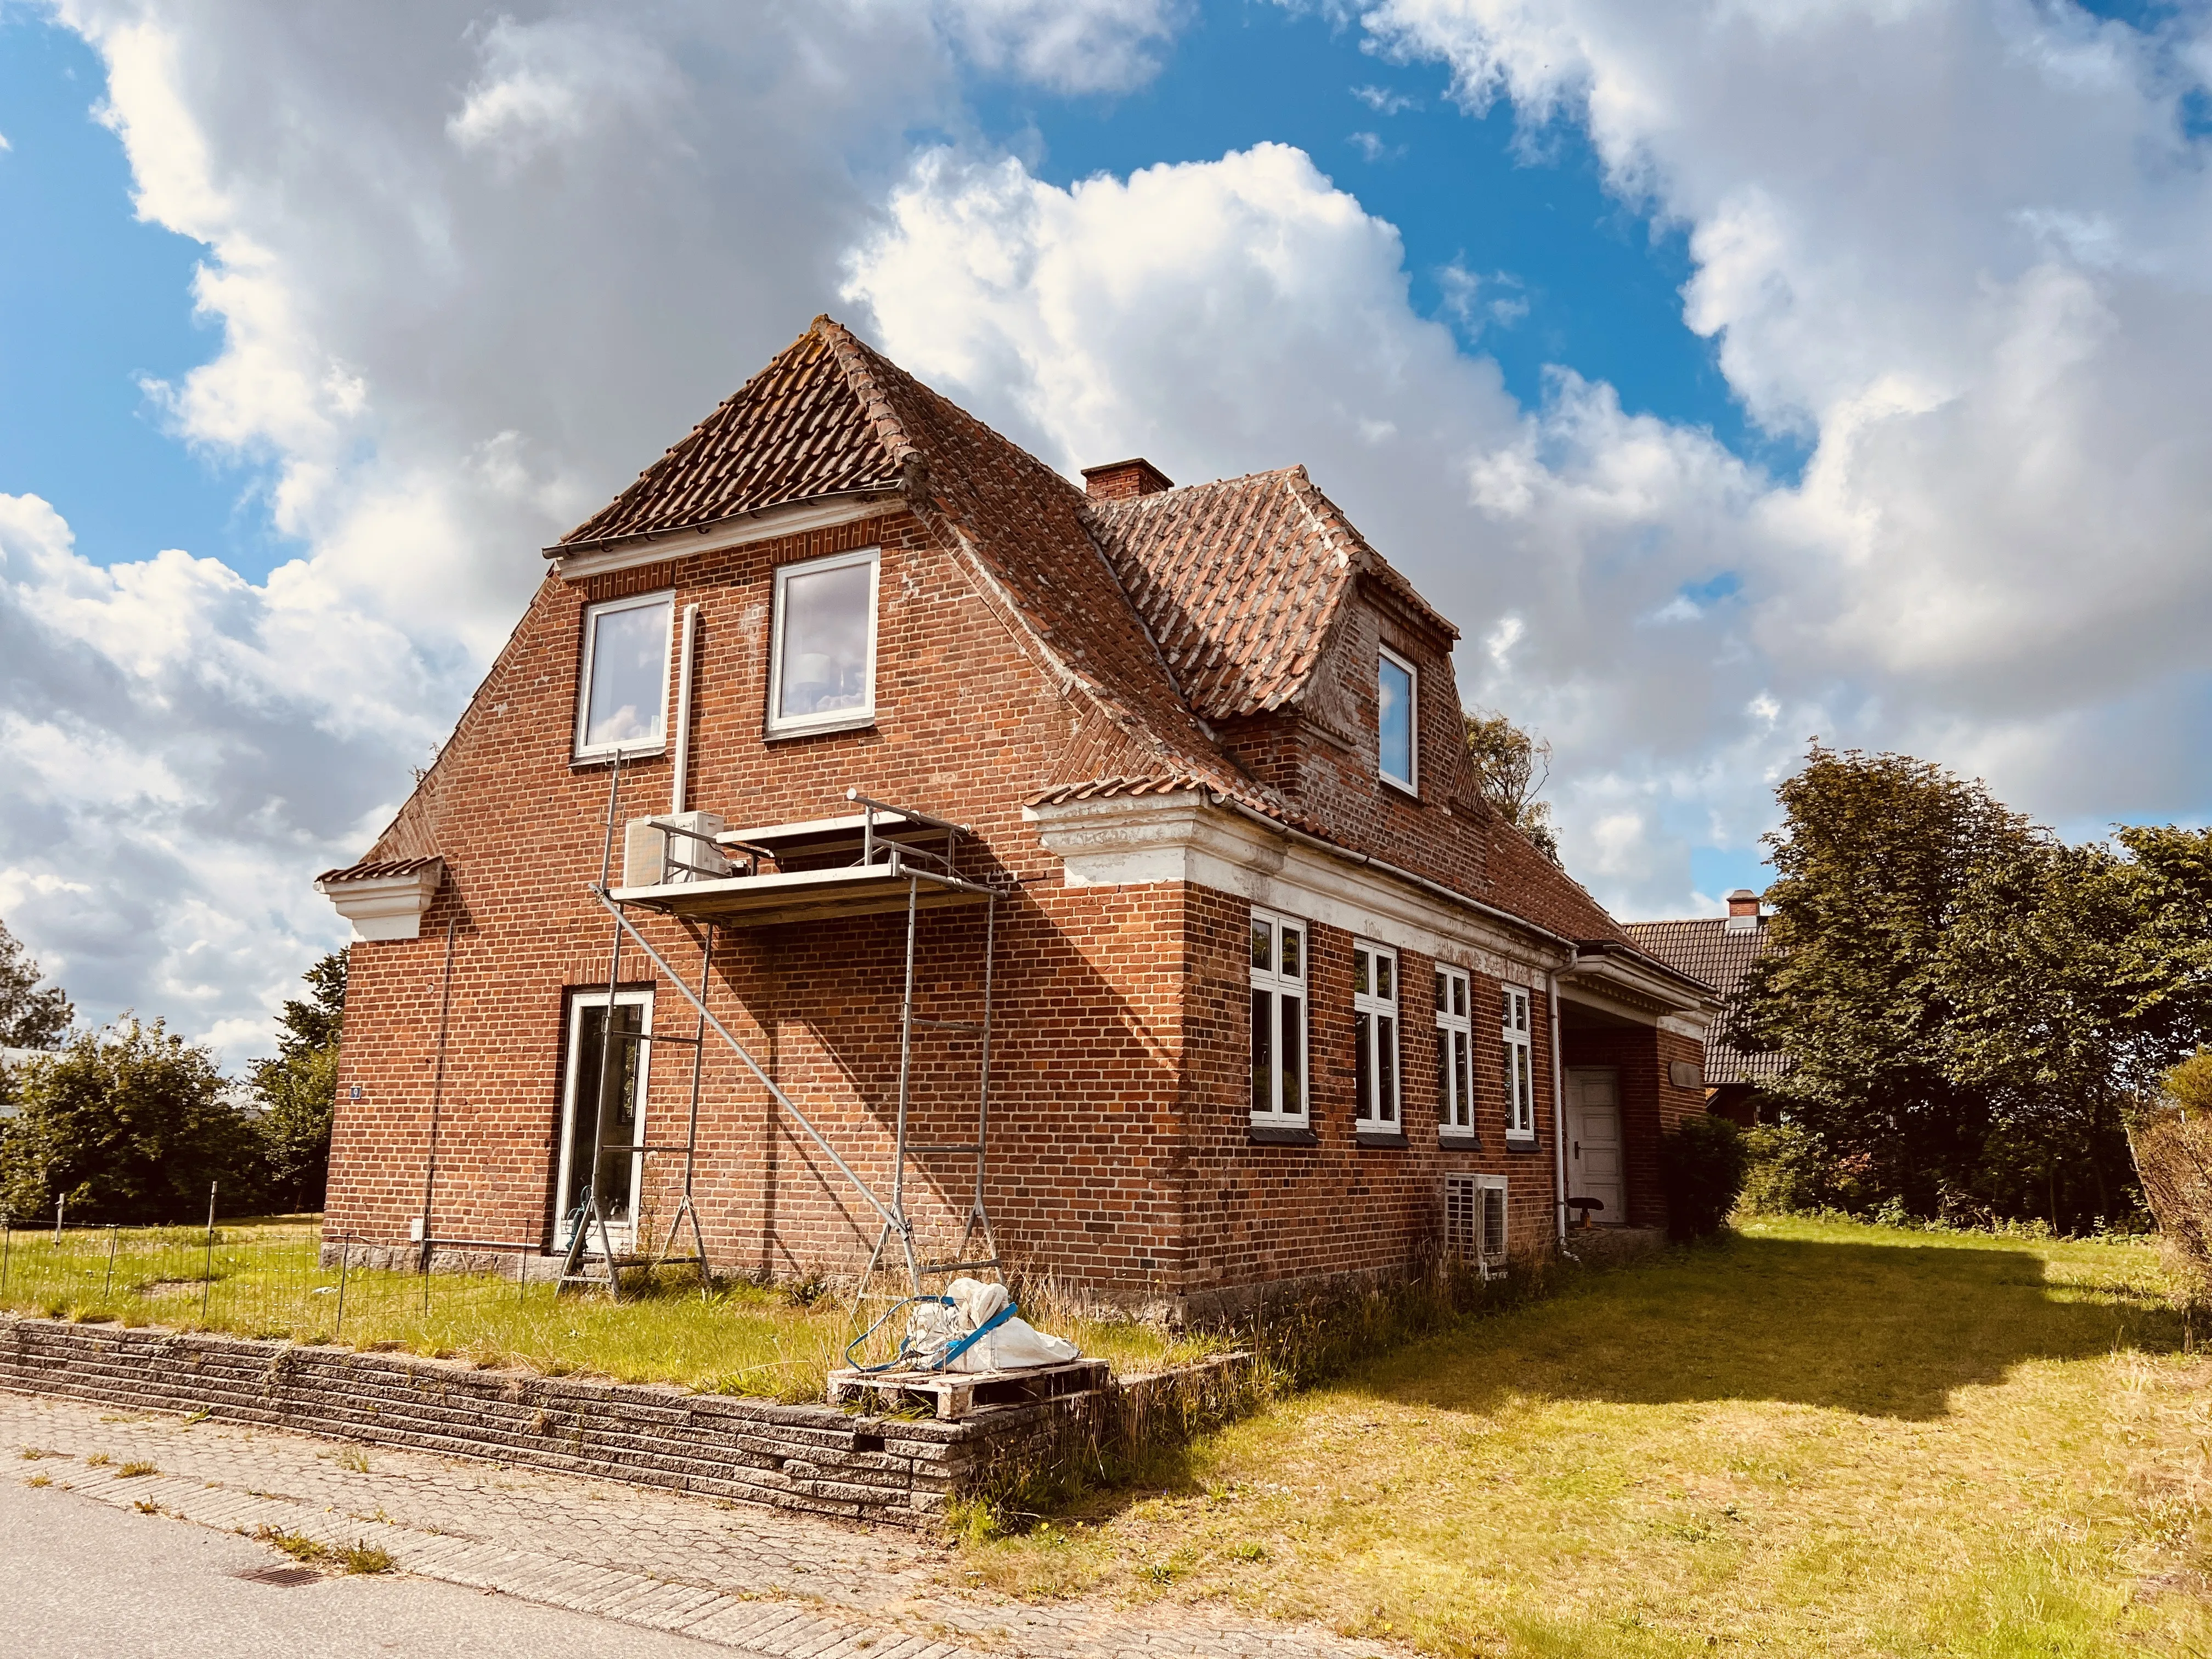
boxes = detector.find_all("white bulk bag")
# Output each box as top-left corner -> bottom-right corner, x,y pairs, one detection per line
902,1277 -> 1079,1373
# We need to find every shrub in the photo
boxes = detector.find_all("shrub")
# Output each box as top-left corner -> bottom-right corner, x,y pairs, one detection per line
2130,1053 -> 2212,1301
1658,1114 -> 1748,1240
1737,1122 -> 1857,1216
0,1018 -> 265,1223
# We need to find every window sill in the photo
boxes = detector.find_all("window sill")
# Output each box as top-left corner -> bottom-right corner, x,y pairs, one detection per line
1354,1128 -> 1409,1149
573,744 -> 666,769
1504,1134 -> 1542,1152
764,713 -> 877,742
1437,1131 -> 1482,1149
1246,1124 -> 1318,1147
1380,774 -> 1419,800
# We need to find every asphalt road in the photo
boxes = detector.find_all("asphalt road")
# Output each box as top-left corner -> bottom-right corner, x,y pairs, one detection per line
0,1475 -> 729,1658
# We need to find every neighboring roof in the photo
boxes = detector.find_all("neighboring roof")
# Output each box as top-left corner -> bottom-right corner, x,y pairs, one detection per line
315,856 -> 444,885
1621,916 -> 1788,1086
1085,467 -> 1457,721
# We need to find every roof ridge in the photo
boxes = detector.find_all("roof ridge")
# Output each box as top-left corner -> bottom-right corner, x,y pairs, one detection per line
810,314 -> 923,479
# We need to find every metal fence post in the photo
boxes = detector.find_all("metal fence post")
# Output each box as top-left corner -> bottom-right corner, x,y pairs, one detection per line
104,1225 -> 118,1302
2,1211 -> 9,1295
334,1231 -> 351,1340
201,1182 -> 216,1323
53,1194 -> 63,1245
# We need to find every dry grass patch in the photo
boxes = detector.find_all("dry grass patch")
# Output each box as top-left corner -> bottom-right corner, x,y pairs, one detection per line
962,1218 -> 2212,1657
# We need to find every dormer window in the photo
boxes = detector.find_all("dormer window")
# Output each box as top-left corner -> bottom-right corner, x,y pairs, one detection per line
1378,645 -> 1417,793
768,548 -> 879,737
574,591 -> 673,760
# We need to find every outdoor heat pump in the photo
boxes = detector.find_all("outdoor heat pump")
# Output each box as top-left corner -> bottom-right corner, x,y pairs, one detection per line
623,811 -> 730,888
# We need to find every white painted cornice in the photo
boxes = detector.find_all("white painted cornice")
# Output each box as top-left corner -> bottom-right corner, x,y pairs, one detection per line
315,861 -> 445,943
1558,954 -> 1715,1035
548,492 -> 904,581
1024,791 -> 1569,983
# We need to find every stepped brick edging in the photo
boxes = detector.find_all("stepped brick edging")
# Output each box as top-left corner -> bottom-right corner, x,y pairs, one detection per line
0,1314 -> 1193,1527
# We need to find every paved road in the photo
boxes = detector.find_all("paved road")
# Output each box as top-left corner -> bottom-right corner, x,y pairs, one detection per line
0,1475 -> 730,1657
0,1392 -> 1379,1659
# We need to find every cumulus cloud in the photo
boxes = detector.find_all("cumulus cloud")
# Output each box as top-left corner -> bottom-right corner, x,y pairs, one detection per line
849,0 -> 2212,912
9,0 -> 1189,1059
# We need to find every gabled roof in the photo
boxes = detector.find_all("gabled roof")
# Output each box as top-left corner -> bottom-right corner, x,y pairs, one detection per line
1621,917 -> 1787,1085
554,318 -> 1286,821
559,326 -> 910,549
1085,467 -> 1456,721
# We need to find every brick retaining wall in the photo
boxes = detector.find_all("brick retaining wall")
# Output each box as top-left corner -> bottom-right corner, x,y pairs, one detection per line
0,1316 -> 1018,1527
0,1316 -> 1256,1530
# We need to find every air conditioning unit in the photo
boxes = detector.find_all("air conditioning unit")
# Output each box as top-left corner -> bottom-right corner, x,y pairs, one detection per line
623,811 -> 729,888
1444,1173 -> 1508,1267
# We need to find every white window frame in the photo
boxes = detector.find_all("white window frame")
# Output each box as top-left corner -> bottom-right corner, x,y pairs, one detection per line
1353,940 -> 1401,1131
1377,644 -> 1419,795
1435,966 -> 1474,1138
1249,908 -> 1310,1127
573,590 -> 674,761
1502,983 -> 1536,1140
1444,1173 -> 1508,1266
765,546 -> 881,738
556,988 -> 653,1250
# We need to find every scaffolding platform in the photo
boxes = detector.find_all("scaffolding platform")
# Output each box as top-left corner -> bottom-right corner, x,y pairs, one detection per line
610,860 -> 991,928
827,1357 -> 1110,1420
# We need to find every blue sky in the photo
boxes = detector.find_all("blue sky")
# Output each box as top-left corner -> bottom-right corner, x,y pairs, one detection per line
5,1 -> 2211,1056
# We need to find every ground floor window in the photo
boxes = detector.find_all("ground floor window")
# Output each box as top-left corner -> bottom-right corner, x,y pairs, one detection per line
1444,1172 -> 1509,1265
1502,984 -> 1536,1139
1436,966 -> 1473,1135
1354,941 -> 1400,1130
1250,909 -> 1308,1125
558,988 -> 652,1244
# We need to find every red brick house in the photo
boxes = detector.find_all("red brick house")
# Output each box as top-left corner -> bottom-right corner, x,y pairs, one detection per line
313,317 -> 1715,1316
1625,890 -> 1787,1128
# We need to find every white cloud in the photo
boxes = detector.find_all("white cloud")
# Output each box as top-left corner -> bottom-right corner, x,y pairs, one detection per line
935,0 -> 1188,93
8,0 -> 1189,1060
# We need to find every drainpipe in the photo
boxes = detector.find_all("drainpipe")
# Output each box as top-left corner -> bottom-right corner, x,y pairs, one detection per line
1549,967 -> 1568,1245
670,602 -> 699,815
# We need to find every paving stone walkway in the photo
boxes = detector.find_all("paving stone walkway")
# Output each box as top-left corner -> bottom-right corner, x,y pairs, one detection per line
0,1392 -> 1380,1659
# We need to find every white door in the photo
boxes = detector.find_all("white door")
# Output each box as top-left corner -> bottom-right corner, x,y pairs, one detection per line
1565,1067 -> 1625,1226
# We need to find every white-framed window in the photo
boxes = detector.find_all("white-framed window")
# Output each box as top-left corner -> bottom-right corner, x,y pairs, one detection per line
1250,909 -> 1308,1125
574,591 -> 674,760
1378,645 -> 1418,793
1445,1173 -> 1509,1265
767,547 -> 879,736
556,988 -> 653,1248
1435,966 -> 1474,1136
1353,941 -> 1401,1130
1502,984 -> 1536,1139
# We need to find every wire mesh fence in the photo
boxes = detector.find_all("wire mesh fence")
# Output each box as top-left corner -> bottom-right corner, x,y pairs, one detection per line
0,1203 -> 1220,1400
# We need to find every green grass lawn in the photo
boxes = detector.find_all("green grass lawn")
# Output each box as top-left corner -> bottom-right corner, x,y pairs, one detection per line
960,1218 -> 2212,1658
0,1219 -> 1213,1401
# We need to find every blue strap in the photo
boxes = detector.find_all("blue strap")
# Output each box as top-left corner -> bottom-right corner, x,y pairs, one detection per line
929,1300 -> 1019,1371
843,1295 -> 952,1374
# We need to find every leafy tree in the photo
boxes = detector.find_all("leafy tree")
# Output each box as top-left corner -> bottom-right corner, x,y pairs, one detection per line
247,950 -> 346,1213
1735,746 -> 2033,1215
1463,708 -> 1561,861
0,1018 -> 265,1223
0,919 -> 72,1049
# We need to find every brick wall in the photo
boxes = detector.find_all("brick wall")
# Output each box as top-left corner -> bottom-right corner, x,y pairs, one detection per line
1559,1021 -> 1709,1232
329,503 -> 1589,1312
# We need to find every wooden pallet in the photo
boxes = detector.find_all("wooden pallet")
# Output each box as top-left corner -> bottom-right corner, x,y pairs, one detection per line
826,1357 -> 1110,1420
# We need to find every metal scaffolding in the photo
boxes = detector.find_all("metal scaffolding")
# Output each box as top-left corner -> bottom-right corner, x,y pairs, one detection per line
557,754 -> 1005,1303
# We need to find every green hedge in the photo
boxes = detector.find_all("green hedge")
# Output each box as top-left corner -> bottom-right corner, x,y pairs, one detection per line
1659,1114 -> 1749,1240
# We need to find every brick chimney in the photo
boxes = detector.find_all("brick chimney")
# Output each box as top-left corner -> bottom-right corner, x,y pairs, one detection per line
1724,888 -> 1762,932
1081,458 -> 1173,501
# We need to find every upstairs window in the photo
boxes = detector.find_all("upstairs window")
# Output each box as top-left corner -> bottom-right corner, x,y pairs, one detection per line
1353,941 -> 1401,1131
1378,646 -> 1418,793
575,592 -> 674,760
1502,984 -> 1536,1138
1250,910 -> 1308,1125
1435,966 -> 1474,1137
769,548 -> 879,736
